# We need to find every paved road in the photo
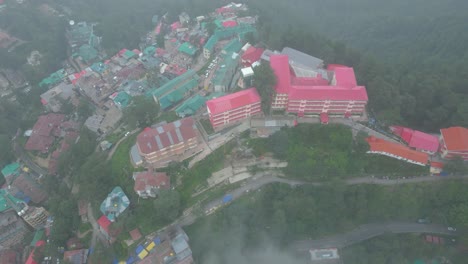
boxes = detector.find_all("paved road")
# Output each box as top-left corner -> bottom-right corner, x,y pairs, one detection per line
106,128 -> 140,161
292,222 -> 458,251
87,203 -> 109,249
179,173 -> 468,227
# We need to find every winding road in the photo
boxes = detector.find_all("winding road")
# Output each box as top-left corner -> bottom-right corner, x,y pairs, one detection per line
292,222 -> 458,251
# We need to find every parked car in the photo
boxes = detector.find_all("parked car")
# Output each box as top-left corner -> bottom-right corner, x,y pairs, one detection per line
448,227 -> 457,231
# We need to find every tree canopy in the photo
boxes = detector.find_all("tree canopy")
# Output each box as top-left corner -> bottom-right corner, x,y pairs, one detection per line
123,96 -> 160,128
253,63 -> 277,114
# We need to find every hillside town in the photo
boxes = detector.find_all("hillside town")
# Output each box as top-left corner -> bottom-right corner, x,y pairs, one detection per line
1,1 -> 468,264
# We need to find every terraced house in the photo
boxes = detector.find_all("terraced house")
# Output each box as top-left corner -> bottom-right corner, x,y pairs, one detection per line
135,117 -> 200,165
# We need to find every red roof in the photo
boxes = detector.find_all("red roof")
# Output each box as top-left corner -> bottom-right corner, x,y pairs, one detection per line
78,200 -> 87,216
222,20 -> 238,28
97,215 -> 111,234
270,55 -> 291,94
431,162 -> 444,169
25,241 -> 46,264
25,113 -> 65,152
241,47 -> 264,67
129,228 -> 142,241
0,250 -> 16,264
366,136 -> 429,165
136,117 -> 197,155
289,85 -> 368,101
390,126 -> 439,152
134,172 -> 170,192
206,87 -> 261,115
441,127 -> 468,152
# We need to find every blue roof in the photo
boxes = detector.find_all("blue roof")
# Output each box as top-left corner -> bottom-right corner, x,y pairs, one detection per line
126,256 -> 137,264
154,236 -> 161,244
135,245 -> 145,254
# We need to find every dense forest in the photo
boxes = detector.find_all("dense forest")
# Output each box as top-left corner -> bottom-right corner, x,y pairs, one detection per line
249,0 -> 468,131
187,182 -> 468,264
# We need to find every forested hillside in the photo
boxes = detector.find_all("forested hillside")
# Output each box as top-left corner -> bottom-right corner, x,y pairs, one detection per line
250,0 -> 468,131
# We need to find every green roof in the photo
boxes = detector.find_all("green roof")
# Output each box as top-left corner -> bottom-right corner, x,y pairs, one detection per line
214,19 -> 223,29
178,42 -> 198,56
146,70 -> 197,98
223,38 -> 242,54
213,52 -> 239,87
0,189 -> 27,213
159,79 -> 199,110
144,46 -> 156,56
90,62 -> 107,73
123,50 -> 136,60
30,229 -> 45,247
79,44 -> 98,63
204,35 -> 218,52
214,24 -> 256,39
175,94 -> 207,117
1,163 -> 20,178
113,92 -> 132,108
39,69 -> 67,88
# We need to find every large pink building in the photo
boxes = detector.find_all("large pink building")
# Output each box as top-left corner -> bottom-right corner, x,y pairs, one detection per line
269,55 -> 368,117
206,87 -> 262,130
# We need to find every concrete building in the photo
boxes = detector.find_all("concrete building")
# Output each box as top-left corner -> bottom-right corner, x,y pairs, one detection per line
0,210 -> 29,249
100,186 -> 130,222
310,248 -> 342,264
21,206 -> 49,230
390,126 -> 440,154
269,51 -> 368,118
440,127 -> 468,160
206,87 -> 262,130
133,171 -> 170,198
366,136 -> 429,166
136,117 -> 200,165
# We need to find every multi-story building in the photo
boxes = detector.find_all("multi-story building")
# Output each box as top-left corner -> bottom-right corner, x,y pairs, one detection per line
136,117 -> 200,165
0,210 -> 29,249
206,87 -> 262,130
269,52 -> 368,118
440,127 -> 468,160
20,206 -> 49,230
366,136 -> 429,166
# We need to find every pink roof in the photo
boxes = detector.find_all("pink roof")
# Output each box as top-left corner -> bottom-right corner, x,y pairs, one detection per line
41,98 -> 48,105
222,20 -> 238,27
366,136 -> 429,165
97,215 -> 111,233
409,131 -> 439,152
206,87 -> 261,115
25,241 -> 46,264
171,21 -> 181,31
270,55 -> 291,94
320,113 -> 329,124
241,47 -> 264,67
155,23 -> 162,34
118,49 -> 128,56
333,67 -> 357,88
129,228 -> 142,241
390,126 -> 414,143
289,85 -> 368,101
134,172 -> 170,192
136,117 -> 197,155
431,161 -> 444,169
133,49 -> 141,55
291,76 -> 329,86
390,126 -> 439,152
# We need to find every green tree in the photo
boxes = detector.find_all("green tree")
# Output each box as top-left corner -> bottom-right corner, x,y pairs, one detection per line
123,96 -> 160,128
77,99 -> 94,121
253,63 -> 277,114
156,33 -> 165,49
444,157 -> 468,175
